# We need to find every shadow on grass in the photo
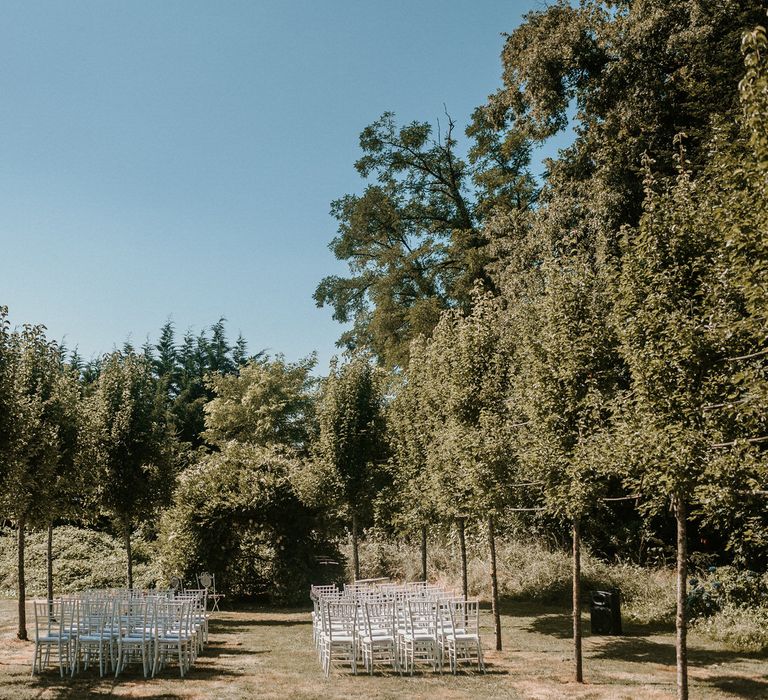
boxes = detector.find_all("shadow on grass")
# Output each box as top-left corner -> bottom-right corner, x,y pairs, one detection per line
592,636 -> 765,667
706,674 -> 768,698
525,609 -> 672,640
205,643 -> 269,657
212,617 -> 309,630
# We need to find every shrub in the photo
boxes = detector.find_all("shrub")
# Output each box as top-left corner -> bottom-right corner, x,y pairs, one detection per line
687,566 -> 768,619
692,605 -> 768,653
0,525 -> 160,596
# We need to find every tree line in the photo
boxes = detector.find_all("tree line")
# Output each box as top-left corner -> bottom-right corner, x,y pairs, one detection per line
1,4 -> 766,699
313,3 -> 767,698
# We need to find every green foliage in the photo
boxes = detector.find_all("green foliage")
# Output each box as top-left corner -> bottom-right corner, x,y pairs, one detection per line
687,565 -> 768,619
0,320 -> 84,528
691,604 -> 768,653
0,526 -> 160,596
160,354 -> 335,604
203,355 -> 316,450
159,442 -> 335,604
308,354 -> 388,521
315,112 -> 525,368
86,351 -> 175,535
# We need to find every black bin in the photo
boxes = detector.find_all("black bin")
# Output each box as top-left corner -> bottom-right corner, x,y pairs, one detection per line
590,589 -> 622,635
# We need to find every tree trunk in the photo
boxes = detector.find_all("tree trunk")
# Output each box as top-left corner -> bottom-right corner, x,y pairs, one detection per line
17,519 -> 27,640
676,496 -> 688,700
47,522 -> 54,614
420,524 -> 428,582
351,511 -> 360,581
488,516 -> 502,651
457,516 -> 468,600
573,517 -> 583,683
124,525 -> 133,590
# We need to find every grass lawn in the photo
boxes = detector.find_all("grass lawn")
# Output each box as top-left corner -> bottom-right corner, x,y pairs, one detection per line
0,599 -> 766,699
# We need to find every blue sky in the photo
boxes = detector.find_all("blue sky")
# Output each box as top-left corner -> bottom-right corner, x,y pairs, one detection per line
0,1 -> 570,372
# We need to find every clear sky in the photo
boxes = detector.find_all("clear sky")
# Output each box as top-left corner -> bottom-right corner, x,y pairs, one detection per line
0,1 -> 568,373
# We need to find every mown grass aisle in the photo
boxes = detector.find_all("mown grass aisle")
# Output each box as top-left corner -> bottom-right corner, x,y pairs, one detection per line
0,600 -> 765,699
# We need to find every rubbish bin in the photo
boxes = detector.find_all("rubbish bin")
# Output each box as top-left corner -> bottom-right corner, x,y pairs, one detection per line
590,589 -> 622,635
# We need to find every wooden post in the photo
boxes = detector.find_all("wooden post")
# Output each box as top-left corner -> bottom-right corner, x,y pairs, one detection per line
676,496 -> 688,700
488,516 -> 502,651
457,516 -> 468,600
124,525 -> 133,590
420,524 -> 428,582
47,522 -> 54,615
351,511 -> 360,581
17,519 -> 27,640
573,517 -> 583,683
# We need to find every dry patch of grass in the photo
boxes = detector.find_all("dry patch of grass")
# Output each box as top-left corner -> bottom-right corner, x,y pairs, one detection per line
0,600 -> 765,699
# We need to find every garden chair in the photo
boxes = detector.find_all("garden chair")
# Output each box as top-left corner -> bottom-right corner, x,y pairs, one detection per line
441,598 -> 485,673
320,601 -> 358,676
152,599 -> 195,677
114,599 -> 153,678
198,571 -> 224,612
31,597 -> 78,677
361,601 -> 400,675
71,598 -> 114,677
401,599 -> 441,674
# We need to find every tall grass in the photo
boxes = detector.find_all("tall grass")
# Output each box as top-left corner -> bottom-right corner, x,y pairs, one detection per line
350,533 -> 676,625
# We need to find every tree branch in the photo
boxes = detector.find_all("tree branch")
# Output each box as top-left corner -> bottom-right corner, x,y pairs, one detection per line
726,348 -> 768,362
711,436 -> 768,448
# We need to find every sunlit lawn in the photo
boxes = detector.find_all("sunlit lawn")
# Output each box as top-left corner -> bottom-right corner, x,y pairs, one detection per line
0,599 -> 765,699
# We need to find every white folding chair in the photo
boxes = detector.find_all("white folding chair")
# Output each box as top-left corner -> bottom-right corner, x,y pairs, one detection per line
401,599 -> 441,674
152,599 -> 195,677
361,601 -> 400,675
321,601 -> 357,676
442,598 -> 485,673
114,599 -> 153,678
31,598 -> 78,677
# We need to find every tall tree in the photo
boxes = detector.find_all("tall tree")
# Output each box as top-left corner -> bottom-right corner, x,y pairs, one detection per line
614,28 -> 768,689
316,112 -> 532,367
510,232 -> 626,682
383,342 -> 440,582
0,321 -> 74,639
482,0 -> 765,238
420,290 -> 517,647
87,351 -> 174,588
311,354 -> 388,579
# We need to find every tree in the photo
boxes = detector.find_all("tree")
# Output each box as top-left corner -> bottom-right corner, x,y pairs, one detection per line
87,351 -> 174,588
311,355 -> 388,579
420,290 -> 517,648
613,27 -> 768,690
41,357 -> 84,610
315,112 -> 532,367
0,320 -> 76,639
383,341 -> 439,582
509,233 -> 627,682
160,354 -> 331,602
482,0 -> 765,237
203,355 -> 317,451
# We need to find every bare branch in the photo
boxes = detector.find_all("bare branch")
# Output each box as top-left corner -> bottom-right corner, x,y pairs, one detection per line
726,348 -> 768,362
711,436 -> 768,448
508,507 -> 546,512
702,398 -> 749,411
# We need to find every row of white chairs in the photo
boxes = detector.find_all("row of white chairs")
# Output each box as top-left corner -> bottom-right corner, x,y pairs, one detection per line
31,588 -> 209,679
311,582 -> 485,676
